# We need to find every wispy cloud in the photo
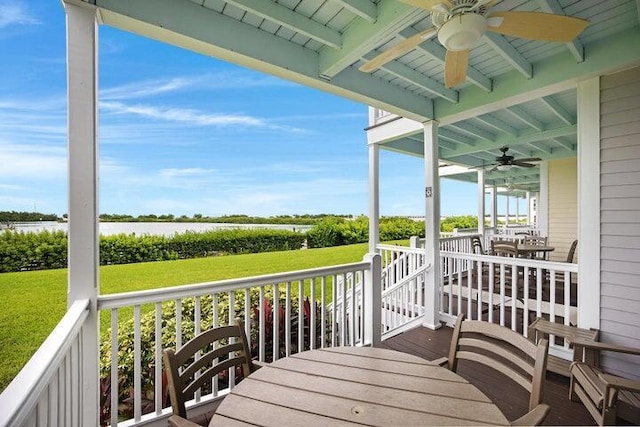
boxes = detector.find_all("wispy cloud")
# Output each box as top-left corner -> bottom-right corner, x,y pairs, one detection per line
101,101 -> 306,132
101,72 -> 294,101
0,141 -> 66,179
0,1 -> 40,28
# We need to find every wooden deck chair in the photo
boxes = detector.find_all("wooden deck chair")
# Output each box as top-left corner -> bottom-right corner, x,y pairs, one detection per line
523,235 -> 549,260
433,314 -> 551,426
470,235 -> 485,254
569,339 -> 640,425
163,318 -> 259,427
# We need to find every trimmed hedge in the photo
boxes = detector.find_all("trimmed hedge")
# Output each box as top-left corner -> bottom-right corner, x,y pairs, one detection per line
306,216 -> 425,248
0,229 -> 305,273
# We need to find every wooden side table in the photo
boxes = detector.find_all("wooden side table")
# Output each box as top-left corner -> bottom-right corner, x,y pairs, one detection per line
528,317 -> 599,376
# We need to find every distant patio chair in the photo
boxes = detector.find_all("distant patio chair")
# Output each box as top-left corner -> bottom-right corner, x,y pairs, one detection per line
470,234 -> 485,254
566,239 -> 578,263
523,235 -> 549,260
569,339 -> 640,425
433,314 -> 551,425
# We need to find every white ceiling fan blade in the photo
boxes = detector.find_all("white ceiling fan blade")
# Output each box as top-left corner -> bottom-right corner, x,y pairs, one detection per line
359,27 -> 437,73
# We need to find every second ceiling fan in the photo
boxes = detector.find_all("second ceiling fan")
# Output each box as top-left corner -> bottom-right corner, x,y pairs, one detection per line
359,0 -> 589,88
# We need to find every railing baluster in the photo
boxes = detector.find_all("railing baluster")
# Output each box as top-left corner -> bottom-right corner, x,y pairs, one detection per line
298,280 -> 304,351
176,299 -> 182,349
310,276 -> 316,350
133,305 -> 141,422
258,287 -> 265,362
350,273 -> 356,345
340,273 -> 347,346
228,291 -> 235,388
320,276 -> 326,348
212,293 -> 219,395
154,302 -> 162,415
273,283 -> 280,361
332,274 -> 337,347
285,282 -> 291,356
195,296 -> 202,401
110,309 -> 118,426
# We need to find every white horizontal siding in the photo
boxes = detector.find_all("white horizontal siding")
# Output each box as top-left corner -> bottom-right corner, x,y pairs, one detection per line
600,66 -> 640,379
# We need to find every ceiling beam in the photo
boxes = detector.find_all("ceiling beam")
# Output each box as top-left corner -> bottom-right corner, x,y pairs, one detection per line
224,0 -> 342,48
403,31 -> 493,92
448,121 -> 497,142
506,106 -> 544,131
332,0 -> 377,23
441,124 -> 576,157
318,2 -> 426,77
484,32 -> 532,79
439,128 -> 476,146
365,52 -> 459,102
541,95 -> 575,125
474,114 -> 518,136
526,141 -> 552,154
551,136 -> 575,151
537,0 -> 585,62
94,0 -> 435,121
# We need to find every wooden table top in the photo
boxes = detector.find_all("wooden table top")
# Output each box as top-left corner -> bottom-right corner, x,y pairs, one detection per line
517,244 -> 555,253
210,346 -> 509,426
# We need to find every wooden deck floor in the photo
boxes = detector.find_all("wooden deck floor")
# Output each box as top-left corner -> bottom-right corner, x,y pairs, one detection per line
381,324 -> 596,426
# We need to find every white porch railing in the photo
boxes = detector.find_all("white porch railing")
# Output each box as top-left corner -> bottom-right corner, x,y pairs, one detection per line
2,235 -> 581,427
0,299 -> 90,427
439,250 -> 579,360
96,260 -> 373,426
377,244 -> 429,338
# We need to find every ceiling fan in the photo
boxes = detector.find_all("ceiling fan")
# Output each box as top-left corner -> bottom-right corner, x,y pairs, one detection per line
484,146 -> 541,172
359,0 -> 589,88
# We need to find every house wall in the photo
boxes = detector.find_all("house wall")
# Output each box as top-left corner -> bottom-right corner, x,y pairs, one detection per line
600,66 -> 640,379
548,158 -> 577,262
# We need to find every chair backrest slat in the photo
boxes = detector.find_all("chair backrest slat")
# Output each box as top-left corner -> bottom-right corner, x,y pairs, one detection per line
447,314 -> 549,413
163,318 -> 255,419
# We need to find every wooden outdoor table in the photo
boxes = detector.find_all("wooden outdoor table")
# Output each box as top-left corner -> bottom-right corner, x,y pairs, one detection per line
517,244 -> 555,258
210,346 -> 509,426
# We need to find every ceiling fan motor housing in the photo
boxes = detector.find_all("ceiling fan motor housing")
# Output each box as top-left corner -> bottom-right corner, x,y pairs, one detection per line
437,12 -> 487,51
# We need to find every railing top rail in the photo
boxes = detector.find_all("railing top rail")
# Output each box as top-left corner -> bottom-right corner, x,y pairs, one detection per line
376,244 -> 426,255
0,298 -> 90,427
440,250 -> 579,272
98,261 -> 370,310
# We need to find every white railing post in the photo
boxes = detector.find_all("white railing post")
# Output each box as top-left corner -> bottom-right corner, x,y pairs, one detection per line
65,2 -> 100,426
363,253 -> 382,347
477,170 -> 485,236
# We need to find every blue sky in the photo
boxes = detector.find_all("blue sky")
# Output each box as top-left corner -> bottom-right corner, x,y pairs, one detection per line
0,0 -> 485,218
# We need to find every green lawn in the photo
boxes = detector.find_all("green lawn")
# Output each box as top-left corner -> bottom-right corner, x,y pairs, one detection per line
0,243 -> 379,391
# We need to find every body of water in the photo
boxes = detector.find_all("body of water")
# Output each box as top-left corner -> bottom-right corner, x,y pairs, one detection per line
4,221 -> 312,237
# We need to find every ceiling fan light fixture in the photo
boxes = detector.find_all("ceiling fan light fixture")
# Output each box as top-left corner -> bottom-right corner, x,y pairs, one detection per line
437,13 -> 487,51
496,164 -> 512,171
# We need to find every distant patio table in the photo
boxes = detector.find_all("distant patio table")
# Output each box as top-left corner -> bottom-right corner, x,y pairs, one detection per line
210,346 -> 508,426
517,244 -> 555,259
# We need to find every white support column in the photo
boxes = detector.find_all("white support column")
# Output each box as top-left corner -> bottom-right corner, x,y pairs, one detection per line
525,192 -> 531,225
65,3 -> 99,425
515,195 -> 520,223
577,77 -> 601,330
477,170 -> 485,236
505,194 -> 510,225
422,121 -> 441,330
368,142 -> 380,254
491,185 -> 498,228
539,162 -> 549,237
